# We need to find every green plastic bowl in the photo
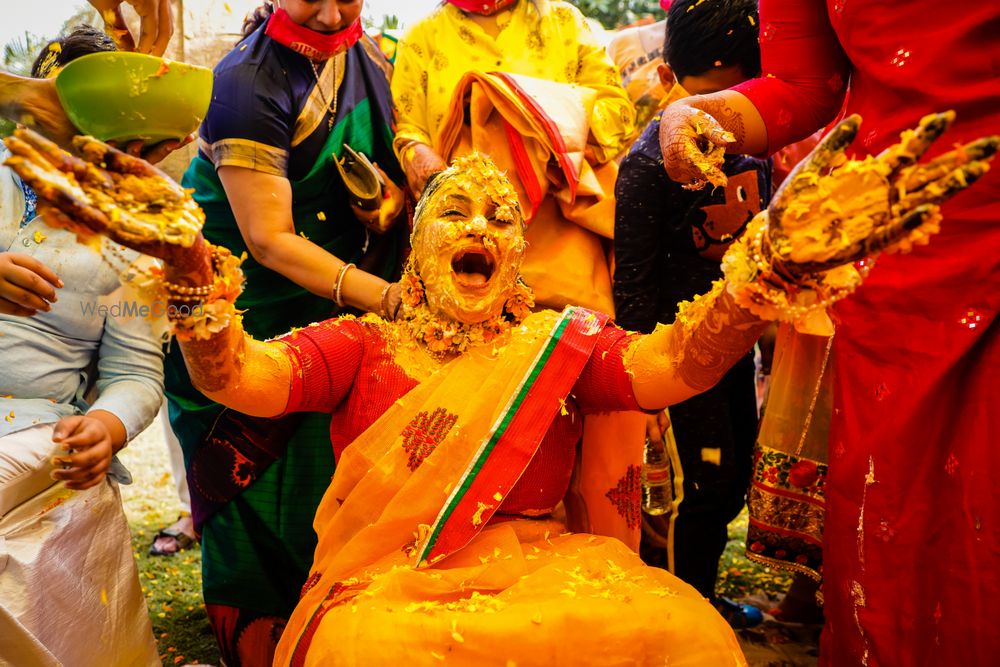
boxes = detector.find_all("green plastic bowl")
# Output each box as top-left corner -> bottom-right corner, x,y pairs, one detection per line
55,51 -> 213,144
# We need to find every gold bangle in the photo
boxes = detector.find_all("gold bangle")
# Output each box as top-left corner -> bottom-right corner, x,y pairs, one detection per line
399,140 -> 425,172
333,262 -> 356,308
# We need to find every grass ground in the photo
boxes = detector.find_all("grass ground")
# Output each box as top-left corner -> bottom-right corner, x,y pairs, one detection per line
119,416 -> 220,666
120,415 -> 796,666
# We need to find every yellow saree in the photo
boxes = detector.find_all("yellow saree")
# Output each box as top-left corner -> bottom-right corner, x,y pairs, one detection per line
274,309 -> 745,666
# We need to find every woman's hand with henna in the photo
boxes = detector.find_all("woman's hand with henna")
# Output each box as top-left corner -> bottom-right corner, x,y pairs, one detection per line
658,103 -> 734,190
766,112 -> 998,277
3,129 -> 204,266
402,142 -> 447,197
720,112 -> 997,335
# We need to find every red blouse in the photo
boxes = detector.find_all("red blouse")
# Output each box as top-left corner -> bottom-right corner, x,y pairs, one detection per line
276,318 -> 642,517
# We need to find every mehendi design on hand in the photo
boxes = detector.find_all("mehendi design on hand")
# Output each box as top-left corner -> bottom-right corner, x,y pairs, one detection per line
698,97 -> 747,150
667,282 -> 764,392
659,104 -> 734,189
722,113 -> 998,335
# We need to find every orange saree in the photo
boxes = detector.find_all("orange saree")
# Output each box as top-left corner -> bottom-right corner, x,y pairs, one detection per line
273,309 -> 745,666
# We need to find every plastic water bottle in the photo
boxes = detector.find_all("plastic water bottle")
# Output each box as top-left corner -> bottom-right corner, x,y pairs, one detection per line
642,432 -> 673,516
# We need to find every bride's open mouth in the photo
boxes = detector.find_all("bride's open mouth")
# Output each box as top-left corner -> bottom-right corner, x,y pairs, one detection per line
451,244 -> 496,289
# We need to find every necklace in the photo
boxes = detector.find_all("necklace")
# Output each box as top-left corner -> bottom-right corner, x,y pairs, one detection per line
309,57 -> 339,131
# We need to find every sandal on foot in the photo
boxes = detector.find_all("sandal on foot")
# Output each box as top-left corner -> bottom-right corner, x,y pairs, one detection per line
149,516 -> 197,556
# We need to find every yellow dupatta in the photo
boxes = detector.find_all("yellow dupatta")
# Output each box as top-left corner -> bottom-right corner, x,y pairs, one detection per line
274,308 -> 745,666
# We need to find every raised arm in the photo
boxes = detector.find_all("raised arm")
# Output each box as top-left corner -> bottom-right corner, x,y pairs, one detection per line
160,236 -> 296,416
659,0 -> 849,187
629,114 -> 997,406
6,114 -> 996,418
627,285 -> 766,409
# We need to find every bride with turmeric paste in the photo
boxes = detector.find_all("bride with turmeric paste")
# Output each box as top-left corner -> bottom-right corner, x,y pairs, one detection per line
4,111 -> 994,665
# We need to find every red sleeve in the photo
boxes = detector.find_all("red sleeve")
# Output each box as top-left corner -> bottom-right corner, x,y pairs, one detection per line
731,0 -> 850,154
572,326 -> 653,415
274,318 -> 364,414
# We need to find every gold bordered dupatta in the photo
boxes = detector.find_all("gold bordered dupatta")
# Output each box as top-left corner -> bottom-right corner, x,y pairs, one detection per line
277,307 -> 609,665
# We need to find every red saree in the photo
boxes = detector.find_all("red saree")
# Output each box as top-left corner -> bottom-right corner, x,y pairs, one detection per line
735,1 -> 1000,664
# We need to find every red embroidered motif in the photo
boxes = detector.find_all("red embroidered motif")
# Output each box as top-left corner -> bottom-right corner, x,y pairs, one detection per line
605,465 -> 643,529
400,408 -> 458,471
300,571 -> 322,599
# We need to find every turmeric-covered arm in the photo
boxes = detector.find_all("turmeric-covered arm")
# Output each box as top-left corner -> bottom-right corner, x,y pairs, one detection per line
165,236 -> 363,417
627,283 -> 767,410
159,234 -> 294,417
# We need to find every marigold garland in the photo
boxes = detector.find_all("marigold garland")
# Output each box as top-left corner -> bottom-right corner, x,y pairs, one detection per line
397,268 -> 534,356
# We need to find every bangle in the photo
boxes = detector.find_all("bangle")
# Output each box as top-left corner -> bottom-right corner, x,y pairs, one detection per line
379,283 -> 393,319
399,140 -> 428,174
167,243 -> 245,343
333,262 -> 356,308
161,245 -> 232,297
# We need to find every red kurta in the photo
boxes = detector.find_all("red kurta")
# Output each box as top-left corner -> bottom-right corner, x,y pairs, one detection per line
735,1 -> 1000,664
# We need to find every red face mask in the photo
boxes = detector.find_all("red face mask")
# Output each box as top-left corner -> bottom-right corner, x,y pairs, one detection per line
445,0 -> 518,16
265,8 -> 363,60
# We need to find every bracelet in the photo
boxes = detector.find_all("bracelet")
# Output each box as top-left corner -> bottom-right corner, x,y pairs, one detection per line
167,243 -> 245,342
161,245 -> 234,298
379,283 -> 392,319
162,279 -> 213,297
333,262 -> 356,308
398,139 -> 421,166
